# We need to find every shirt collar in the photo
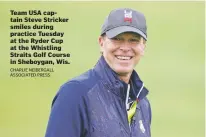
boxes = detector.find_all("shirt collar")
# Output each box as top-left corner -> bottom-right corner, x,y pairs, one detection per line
93,56 -> 149,101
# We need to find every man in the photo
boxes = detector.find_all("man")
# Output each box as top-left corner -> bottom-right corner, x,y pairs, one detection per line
45,8 -> 151,137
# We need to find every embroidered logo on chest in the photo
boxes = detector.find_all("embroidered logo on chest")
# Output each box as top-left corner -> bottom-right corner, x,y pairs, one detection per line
139,120 -> 146,133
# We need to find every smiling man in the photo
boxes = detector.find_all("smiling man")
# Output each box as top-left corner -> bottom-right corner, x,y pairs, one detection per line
99,32 -> 146,83
45,8 -> 151,137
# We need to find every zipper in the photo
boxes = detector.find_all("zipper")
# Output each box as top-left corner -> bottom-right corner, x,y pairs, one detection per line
123,84 -> 132,136
117,82 -> 131,136
130,112 -> 136,136
125,84 -> 130,110
120,82 -> 145,136
121,98 -> 131,135
130,82 -> 144,137
125,84 -> 131,133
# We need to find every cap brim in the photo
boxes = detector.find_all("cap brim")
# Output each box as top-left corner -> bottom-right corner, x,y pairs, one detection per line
106,26 -> 147,40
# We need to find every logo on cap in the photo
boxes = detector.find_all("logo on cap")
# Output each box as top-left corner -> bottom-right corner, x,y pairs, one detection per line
124,10 -> 132,23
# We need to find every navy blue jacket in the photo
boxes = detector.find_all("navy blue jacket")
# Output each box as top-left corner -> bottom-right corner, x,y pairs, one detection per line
45,56 -> 152,137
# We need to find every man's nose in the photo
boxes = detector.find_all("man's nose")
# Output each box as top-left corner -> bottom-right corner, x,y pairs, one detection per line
119,41 -> 131,51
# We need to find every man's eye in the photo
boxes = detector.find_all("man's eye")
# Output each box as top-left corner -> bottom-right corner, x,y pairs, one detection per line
130,39 -> 139,42
112,37 -> 122,41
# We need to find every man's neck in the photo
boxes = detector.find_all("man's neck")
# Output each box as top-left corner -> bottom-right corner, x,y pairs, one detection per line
118,72 -> 132,84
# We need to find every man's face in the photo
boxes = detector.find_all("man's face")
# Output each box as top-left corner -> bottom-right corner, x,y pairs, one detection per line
99,32 -> 146,79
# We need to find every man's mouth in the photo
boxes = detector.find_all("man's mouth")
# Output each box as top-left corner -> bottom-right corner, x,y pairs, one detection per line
116,56 -> 132,60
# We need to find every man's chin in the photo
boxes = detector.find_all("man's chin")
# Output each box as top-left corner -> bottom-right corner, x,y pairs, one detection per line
115,69 -> 132,76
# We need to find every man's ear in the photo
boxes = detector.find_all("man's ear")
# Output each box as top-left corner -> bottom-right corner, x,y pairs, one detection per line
140,38 -> 146,56
98,36 -> 104,53
140,44 -> 146,56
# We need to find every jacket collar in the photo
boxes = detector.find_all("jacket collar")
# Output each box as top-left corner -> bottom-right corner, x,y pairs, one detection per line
93,56 -> 149,101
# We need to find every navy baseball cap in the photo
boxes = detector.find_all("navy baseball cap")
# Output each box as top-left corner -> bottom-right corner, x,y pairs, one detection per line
101,8 -> 147,40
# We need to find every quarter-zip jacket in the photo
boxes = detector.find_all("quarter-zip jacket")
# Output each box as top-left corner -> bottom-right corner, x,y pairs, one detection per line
45,56 -> 152,137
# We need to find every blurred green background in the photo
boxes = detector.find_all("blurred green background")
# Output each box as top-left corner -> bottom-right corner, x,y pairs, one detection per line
0,1 -> 204,137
